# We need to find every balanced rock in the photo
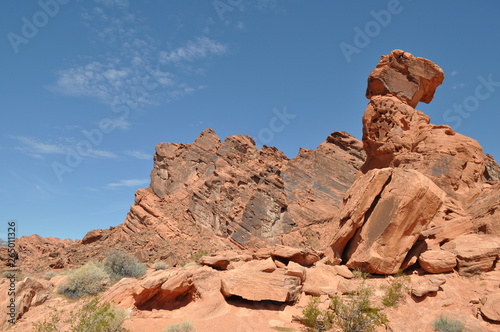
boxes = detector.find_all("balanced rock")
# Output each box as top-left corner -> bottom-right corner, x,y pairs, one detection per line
327,167 -> 446,274
361,50 -> 485,205
366,49 -> 444,108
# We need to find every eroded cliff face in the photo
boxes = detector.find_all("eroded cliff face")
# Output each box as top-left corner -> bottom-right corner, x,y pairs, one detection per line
145,129 -> 365,247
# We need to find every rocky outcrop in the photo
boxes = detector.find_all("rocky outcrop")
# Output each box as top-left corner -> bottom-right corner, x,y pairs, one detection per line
0,277 -> 53,326
361,50 -> 485,205
131,128 -> 364,249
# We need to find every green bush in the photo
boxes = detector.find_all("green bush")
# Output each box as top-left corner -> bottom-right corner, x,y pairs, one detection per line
432,316 -> 464,332
57,261 -> 108,299
43,271 -> 58,280
32,298 -> 128,332
154,260 -> 169,270
163,320 -> 195,332
329,285 -> 388,332
104,250 -> 146,280
382,274 -> 408,307
299,296 -> 331,331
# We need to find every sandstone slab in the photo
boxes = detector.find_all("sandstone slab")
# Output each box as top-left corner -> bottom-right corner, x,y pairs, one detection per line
441,234 -> 500,275
221,269 -> 301,302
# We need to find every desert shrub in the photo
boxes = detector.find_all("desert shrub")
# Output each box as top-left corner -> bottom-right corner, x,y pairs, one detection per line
32,298 -> 128,332
43,270 -> 58,280
432,316 -> 464,332
153,260 -> 169,270
104,250 -> 146,280
57,261 -> 108,299
382,273 -> 409,307
162,320 -> 195,332
351,270 -> 371,279
299,296 -> 331,331
32,307 -> 61,332
189,249 -> 209,263
69,297 -> 128,332
329,285 -> 388,332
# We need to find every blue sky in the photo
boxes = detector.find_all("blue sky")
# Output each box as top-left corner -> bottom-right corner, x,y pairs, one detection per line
1,0 -> 499,241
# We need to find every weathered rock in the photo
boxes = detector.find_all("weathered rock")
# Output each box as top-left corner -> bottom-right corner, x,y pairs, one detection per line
101,265 -> 222,311
81,229 -> 104,244
483,154 -> 500,182
271,245 -> 322,266
469,182 -> 500,236
332,265 -> 354,279
220,269 -> 301,302
327,168 -> 446,274
366,49 -> 444,108
0,277 -> 52,326
480,293 -> 500,322
302,263 -> 340,296
199,251 -> 252,270
238,257 -> 277,273
360,95 -> 485,204
285,261 -> 307,282
411,275 -> 446,297
418,250 -> 457,274
441,234 -> 500,275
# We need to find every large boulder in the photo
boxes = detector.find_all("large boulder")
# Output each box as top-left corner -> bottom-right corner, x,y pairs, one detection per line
327,168 -> 446,274
418,250 -> 457,274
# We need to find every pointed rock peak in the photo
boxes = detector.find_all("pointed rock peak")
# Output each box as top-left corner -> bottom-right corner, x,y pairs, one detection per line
193,128 -> 221,152
366,49 -> 444,108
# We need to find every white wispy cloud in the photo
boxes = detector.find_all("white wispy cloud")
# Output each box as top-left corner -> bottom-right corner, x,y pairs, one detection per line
159,37 -> 228,64
12,136 -> 66,158
11,135 -> 117,159
450,70 -> 459,77
106,178 -> 149,188
52,4 -> 228,108
124,149 -> 151,160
